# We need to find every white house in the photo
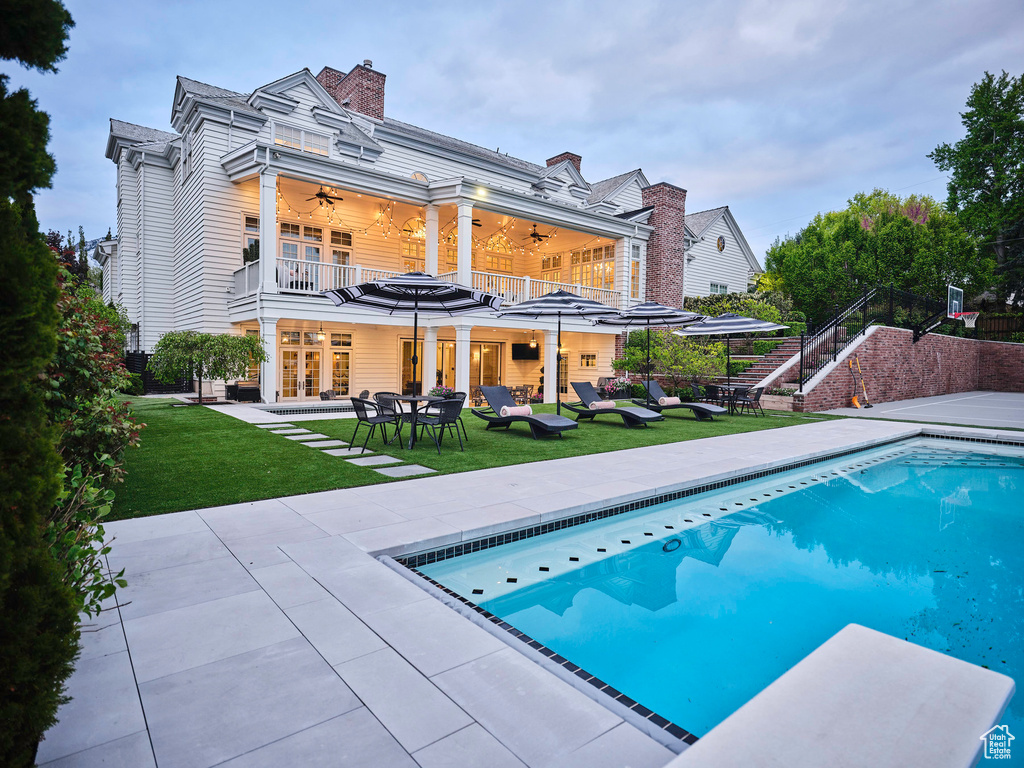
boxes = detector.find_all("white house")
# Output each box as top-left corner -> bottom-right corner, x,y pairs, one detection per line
683,206 -> 762,298
104,60 -> 757,403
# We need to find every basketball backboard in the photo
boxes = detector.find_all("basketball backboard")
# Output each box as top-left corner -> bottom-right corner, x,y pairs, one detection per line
947,285 -> 964,318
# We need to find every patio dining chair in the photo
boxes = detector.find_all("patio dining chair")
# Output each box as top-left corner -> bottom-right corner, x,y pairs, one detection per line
416,398 -> 465,454
372,392 -> 406,445
350,398 -> 396,451
735,386 -> 765,416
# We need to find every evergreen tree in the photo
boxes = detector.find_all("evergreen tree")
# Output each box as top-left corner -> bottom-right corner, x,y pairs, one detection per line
0,2 -> 79,765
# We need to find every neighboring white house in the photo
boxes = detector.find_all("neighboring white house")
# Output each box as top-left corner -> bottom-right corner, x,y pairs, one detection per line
104,61 -> 755,403
683,206 -> 763,298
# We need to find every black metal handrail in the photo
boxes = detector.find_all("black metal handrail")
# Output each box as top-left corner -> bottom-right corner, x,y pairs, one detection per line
797,284 -> 952,390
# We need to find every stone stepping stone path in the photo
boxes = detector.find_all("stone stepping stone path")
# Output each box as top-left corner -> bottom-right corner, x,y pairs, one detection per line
322,447 -> 374,456
345,455 -> 404,467
284,432 -> 328,441
301,439 -> 348,448
269,428 -> 311,435
372,465 -> 437,478
254,423 -> 295,429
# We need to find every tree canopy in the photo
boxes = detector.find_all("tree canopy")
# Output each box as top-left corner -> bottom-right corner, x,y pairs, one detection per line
764,190 -> 988,324
929,71 -> 1024,306
149,331 -> 268,402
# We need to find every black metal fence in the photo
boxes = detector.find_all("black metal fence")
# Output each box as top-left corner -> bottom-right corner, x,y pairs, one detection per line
797,285 -> 953,389
124,352 -> 192,395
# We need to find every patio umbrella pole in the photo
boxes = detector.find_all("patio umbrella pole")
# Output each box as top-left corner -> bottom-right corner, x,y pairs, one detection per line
411,296 -> 419,396
726,336 -> 731,387
646,321 -> 652,407
556,312 -> 562,416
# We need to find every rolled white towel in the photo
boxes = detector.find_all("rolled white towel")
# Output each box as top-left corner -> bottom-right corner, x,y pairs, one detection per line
589,400 -> 616,410
500,405 -> 533,417
659,396 -> 681,406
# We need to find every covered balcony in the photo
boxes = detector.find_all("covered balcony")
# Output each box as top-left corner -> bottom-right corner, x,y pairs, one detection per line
231,178 -> 633,309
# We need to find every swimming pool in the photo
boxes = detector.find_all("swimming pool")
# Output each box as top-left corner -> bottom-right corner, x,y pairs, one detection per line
416,437 -> 1024,741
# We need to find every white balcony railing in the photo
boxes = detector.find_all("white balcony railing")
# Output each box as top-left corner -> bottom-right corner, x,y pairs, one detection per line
231,261 -> 622,309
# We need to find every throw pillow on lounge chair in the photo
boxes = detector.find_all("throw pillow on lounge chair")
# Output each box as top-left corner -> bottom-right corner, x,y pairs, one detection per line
589,400 -> 616,410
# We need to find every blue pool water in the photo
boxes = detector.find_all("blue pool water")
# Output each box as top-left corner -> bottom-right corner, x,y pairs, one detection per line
421,438 -> 1024,744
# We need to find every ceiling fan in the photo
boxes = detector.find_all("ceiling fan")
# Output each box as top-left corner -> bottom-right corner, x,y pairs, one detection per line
306,185 -> 342,205
526,224 -> 550,242
472,218 -> 482,227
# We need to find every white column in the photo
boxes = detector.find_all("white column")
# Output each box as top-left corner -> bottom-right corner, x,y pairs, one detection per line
455,324 -> 471,395
457,201 -> 473,286
259,317 -> 278,403
424,204 -> 439,276
259,170 -> 278,294
423,326 -> 438,395
543,329 -> 558,404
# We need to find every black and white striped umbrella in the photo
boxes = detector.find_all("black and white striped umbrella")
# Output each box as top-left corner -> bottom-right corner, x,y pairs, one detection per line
498,290 -> 618,414
324,272 -> 504,395
673,313 -> 788,385
593,302 -> 704,405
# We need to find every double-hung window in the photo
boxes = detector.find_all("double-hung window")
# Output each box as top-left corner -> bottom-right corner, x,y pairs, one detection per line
273,124 -> 329,157
630,243 -> 642,299
330,231 -> 352,265
710,282 -> 729,295
279,223 -> 324,290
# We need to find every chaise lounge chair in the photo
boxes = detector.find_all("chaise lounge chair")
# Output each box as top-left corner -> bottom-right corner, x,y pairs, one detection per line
471,386 -> 578,439
634,380 -> 728,421
564,382 -> 664,428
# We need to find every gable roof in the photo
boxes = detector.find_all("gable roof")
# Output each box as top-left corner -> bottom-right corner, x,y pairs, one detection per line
249,69 -> 345,115
684,206 -> 728,239
106,119 -> 179,160
379,116 -> 544,175
587,169 -> 649,205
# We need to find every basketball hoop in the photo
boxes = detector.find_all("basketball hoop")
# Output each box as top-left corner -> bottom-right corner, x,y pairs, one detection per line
954,312 -> 979,329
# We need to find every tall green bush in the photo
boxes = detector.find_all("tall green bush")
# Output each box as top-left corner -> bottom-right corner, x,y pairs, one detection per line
0,202 -> 78,768
40,268 -> 139,616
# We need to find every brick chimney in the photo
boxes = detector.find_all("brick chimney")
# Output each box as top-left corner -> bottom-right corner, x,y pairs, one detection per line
316,60 -> 386,120
641,182 -> 687,307
546,152 -> 582,173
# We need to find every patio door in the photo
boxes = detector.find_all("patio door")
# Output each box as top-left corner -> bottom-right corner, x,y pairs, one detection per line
437,341 -> 456,389
470,343 -> 501,387
280,330 -> 325,400
400,340 -> 424,395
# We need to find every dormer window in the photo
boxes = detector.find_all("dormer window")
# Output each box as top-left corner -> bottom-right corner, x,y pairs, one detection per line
274,124 -> 329,157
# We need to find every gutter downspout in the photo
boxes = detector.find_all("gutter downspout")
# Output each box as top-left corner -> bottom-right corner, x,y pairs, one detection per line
139,152 -> 145,352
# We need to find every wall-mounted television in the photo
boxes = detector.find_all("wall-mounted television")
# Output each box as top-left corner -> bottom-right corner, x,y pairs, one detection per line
511,343 -> 540,361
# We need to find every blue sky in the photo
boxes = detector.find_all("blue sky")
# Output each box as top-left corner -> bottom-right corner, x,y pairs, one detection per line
8,0 -> 1024,262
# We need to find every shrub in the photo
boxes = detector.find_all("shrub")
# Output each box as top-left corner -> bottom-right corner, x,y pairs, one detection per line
0,201 -> 79,768
728,360 -> 754,377
768,386 -> 797,396
428,385 -> 455,398
39,268 -> 140,617
752,339 -> 782,356
120,372 -> 143,395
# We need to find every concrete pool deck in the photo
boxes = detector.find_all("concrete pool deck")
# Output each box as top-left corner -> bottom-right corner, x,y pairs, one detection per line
821,390 -> 1024,430
37,418 -> 1020,767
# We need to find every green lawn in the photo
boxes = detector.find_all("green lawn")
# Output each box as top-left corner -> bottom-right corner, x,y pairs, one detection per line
112,397 -> 841,520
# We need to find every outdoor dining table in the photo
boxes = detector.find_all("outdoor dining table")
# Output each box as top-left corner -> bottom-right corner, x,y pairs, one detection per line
392,394 -> 443,450
716,384 -> 750,415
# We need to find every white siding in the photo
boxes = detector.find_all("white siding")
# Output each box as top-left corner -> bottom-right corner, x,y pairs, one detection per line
139,162 -> 176,350
684,215 -> 756,298
603,178 -> 644,212
116,151 -> 140,326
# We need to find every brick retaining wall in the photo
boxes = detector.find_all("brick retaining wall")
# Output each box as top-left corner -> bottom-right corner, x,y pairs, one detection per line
793,327 -> 1024,411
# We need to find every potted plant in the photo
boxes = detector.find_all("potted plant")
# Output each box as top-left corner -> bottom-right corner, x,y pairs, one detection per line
242,239 -> 259,264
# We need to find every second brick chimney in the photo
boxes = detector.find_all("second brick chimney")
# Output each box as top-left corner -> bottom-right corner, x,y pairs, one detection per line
641,182 -> 687,308
546,152 -> 582,173
317,60 -> 386,120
